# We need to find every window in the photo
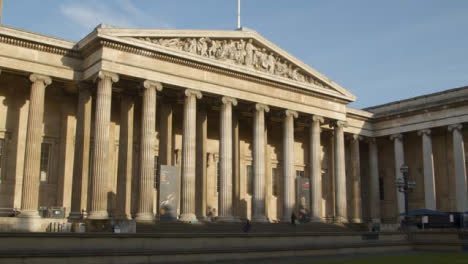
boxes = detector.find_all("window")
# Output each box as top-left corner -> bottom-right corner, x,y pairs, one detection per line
40,143 -> 51,183
0,139 -> 4,183
296,170 -> 305,178
379,177 -> 384,200
272,167 -> 280,196
154,156 -> 159,188
246,165 -> 253,195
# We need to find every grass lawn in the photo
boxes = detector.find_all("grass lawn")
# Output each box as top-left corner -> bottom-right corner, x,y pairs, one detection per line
313,253 -> 468,264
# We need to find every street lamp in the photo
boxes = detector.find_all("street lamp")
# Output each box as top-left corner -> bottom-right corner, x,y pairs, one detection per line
395,164 -> 416,224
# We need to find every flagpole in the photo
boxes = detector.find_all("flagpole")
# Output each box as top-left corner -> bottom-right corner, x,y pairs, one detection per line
237,0 -> 241,29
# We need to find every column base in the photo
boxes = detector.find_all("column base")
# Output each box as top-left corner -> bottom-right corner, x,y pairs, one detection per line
87,210 -> 109,220
335,216 -> 348,224
252,215 -> 269,223
68,211 -> 84,220
18,210 -> 40,218
179,213 -> 198,223
351,218 -> 362,223
135,212 -> 154,222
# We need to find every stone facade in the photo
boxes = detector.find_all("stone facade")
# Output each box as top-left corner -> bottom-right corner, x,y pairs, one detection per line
0,24 -> 467,230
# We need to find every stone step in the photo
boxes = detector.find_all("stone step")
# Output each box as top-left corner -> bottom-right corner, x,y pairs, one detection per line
136,221 -> 356,234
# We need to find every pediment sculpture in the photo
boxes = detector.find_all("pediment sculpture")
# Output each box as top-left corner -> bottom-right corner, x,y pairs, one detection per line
135,37 -> 329,89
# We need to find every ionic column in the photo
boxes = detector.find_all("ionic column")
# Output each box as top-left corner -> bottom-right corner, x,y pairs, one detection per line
252,103 -> 269,222
135,80 -> 162,221
282,110 -> 298,222
218,96 -> 238,221
116,95 -> 135,219
368,138 -> 381,223
350,134 -> 362,223
88,71 -> 119,220
179,89 -> 202,222
70,85 -> 92,219
333,121 -> 347,223
160,103 -> 173,166
390,133 -> 405,219
310,115 -> 324,222
448,124 -> 468,212
20,74 -> 52,218
196,108 -> 208,219
418,129 -> 436,210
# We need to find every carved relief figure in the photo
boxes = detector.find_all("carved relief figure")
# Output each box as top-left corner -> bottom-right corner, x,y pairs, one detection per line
137,36 -> 326,87
198,37 -> 208,57
208,39 -> 219,58
245,39 -> 256,66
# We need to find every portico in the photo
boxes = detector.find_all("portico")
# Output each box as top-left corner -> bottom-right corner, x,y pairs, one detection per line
0,24 -> 466,231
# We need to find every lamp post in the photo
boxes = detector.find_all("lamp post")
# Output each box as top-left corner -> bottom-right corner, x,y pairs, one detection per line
395,164 -> 416,224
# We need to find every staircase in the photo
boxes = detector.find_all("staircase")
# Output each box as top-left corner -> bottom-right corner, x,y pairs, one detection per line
136,221 -> 360,234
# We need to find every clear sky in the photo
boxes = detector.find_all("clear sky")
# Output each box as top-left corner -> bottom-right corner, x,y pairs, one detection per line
2,0 -> 468,108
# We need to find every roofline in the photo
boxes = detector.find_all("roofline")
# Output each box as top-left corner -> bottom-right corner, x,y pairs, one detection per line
364,85 -> 468,111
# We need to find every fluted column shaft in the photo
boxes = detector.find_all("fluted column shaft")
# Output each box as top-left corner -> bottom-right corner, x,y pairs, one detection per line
368,138 -> 381,223
116,96 -> 135,219
310,115 -> 323,222
20,74 -> 52,217
70,86 -> 92,219
418,129 -> 436,210
180,89 -> 202,222
390,133 -> 405,219
135,81 -> 162,221
218,97 -> 237,221
350,135 -> 362,223
448,124 -> 468,212
252,103 -> 269,222
334,121 -> 347,223
88,71 -> 118,220
282,110 -> 298,221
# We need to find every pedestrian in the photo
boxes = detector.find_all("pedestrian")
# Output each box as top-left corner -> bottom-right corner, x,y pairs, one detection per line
291,213 -> 297,226
243,219 -> 251,233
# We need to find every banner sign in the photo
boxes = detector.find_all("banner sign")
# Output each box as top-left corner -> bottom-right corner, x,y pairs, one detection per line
158,165 -> 179,221
297,177 -> 311,222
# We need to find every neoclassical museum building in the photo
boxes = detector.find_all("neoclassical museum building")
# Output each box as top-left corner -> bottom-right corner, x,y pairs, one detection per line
0,24 -> 466,231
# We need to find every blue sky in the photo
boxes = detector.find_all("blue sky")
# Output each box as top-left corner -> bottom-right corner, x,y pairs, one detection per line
3,0 -> 468,108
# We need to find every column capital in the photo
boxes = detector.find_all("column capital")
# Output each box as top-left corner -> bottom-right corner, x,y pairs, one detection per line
332,120 -> 347,128
29,73 -> 52,86
255,103 -> 270,113
96,71 -> 119,83
185,88 -> 202,99
143,80 -> 163,91
389,133 -> 403,141
221,96 -> 238,106
284,109 -> 298,118
311,115 -> 324,124
365,137 -> 377,144
350,134 -> 362,141
448,123 -> 463,132
417,129 -> 431,136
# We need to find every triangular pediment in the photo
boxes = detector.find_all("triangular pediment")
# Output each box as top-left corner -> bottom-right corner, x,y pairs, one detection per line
88,26 -> 356,101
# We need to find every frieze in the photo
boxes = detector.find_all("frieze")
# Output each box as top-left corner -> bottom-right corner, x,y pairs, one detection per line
134,37 -> 329,89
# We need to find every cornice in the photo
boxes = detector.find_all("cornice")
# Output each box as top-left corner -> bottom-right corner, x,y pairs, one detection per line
0,34 -> 81,59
